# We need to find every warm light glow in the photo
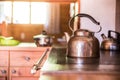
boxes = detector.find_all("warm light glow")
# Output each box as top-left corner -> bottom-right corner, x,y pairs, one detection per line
0,1 -> 12,23
0,1 -> 48,24
31,2 -> 48,24
13,2 -> 30,24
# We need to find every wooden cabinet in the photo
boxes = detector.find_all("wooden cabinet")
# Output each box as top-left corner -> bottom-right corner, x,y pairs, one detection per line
0,47 -> 51,80
10,51 -> 47,67
0,67 -> 8,80
0,51 -> 9,66
0,51 -> 9,80
10,67 -> 40,80
10,51 -> 47,80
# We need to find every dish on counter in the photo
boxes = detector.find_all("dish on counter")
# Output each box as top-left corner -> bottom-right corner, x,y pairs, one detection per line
0,36 -> 20,46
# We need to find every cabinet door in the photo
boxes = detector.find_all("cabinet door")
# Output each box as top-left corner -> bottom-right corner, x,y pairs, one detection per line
10,67 -> 40,77
0,77 -> 7,80
0,67 -> 8,80
0,51 -> 9,66
10,51 -> 49,67
0,67 -> 8,76
11,77 -> 38,80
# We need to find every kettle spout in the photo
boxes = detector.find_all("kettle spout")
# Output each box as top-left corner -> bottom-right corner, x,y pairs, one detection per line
64,32 -> 70,42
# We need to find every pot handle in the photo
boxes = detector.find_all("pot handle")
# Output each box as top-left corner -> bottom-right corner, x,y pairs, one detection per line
69,13 -> 102,33
31,48 -> 49,74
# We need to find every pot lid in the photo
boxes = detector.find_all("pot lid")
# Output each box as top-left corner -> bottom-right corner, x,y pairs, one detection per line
33,30 -> 49,39
33,34 -> 49,38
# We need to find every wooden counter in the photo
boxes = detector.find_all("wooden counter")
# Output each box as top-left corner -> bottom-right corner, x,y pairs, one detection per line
0,45 -> 51,80
39,47 -> 120,80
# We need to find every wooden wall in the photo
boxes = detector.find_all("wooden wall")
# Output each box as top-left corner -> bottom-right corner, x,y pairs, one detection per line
60,3 -> 72,36
116,0 -> 120,32
7,24 -> 44,42
5,4 -> 71,42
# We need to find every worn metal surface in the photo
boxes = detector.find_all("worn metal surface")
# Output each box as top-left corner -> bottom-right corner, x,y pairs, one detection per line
39,45 -> 120,80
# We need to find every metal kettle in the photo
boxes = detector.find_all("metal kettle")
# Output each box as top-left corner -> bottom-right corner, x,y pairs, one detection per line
65,13 -> 102,58
101,30 -> 120,51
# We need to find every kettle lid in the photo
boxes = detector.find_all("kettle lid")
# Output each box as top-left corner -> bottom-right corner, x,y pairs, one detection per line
74,29 -> 93,36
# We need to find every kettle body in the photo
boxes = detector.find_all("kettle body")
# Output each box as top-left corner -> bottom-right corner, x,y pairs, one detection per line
67,30 -> 100,58
101,39 -> 120,51
101,30 -> 120,51
66,13 -> 101,58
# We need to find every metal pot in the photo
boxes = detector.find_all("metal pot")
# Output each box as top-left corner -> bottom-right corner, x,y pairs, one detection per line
101,30 -> 120,51
33,31 -> 53,47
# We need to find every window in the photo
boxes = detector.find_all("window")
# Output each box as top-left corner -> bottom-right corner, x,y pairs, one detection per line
13,2 -> 30,24
0,2 -> 12,23
0,1 -> 48,24
31,2 -> 48,24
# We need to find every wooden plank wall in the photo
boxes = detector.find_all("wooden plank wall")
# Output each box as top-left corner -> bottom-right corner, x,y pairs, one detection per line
7,24 -> 44,42
6,4 -> 71,42
116,0 -> 120,32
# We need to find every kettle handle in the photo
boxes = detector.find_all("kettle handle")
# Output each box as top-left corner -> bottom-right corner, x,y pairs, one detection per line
69,13 -> 102,33
108,30 -> 120,42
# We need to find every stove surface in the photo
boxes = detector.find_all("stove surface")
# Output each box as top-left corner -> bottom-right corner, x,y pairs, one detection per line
41,48 -> 120,73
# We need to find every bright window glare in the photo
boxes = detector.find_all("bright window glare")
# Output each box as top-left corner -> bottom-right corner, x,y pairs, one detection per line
0,1 -> 12,23
13,2 -> 30,24
31,2 -> 48,24
0,2 -> 48,24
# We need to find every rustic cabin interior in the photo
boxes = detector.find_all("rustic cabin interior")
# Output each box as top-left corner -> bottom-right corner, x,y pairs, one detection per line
0,0 -> 120,80
0,0 -> 79,42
